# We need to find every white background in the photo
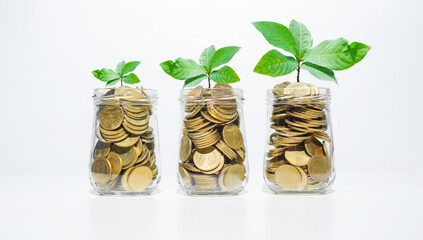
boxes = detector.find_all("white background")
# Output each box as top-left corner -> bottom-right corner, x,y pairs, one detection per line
1,0 -> 422,239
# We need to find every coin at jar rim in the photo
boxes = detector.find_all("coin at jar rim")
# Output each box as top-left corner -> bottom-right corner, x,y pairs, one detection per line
98,105 -> 124,130
114,134 -> 139,148
91,158 -> 112,185
111,145 -> 137,167
304,137 -> 324,156
93,141 -> 111,159
283,82 -> 312,97
307,154 -> 331,182
273,81 -> 291,96
107,152 -> 123,178
221,164 -> 246,191
274,164 -> 304,189
189,85 -> 204,99
179,165 -> 192,186
222,124 -> 243,150
127,166 -> 153,191
284,145 -> 311,166
193,147 -> 223,171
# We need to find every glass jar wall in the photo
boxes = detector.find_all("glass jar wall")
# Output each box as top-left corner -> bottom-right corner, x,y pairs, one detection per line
90,87 -> 160,195
177,84 -> 248,195
264,85 -> 335,194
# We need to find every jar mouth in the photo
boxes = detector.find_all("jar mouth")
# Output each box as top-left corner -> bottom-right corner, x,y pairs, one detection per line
266,87 -> 331,103
179,87 -> 245,104
93,87 -> 158,104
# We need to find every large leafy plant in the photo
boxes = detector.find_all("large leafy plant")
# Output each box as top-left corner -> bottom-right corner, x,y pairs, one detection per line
92,61 -> 141,86
252,20 -> 370,83
160,45 -> 241,88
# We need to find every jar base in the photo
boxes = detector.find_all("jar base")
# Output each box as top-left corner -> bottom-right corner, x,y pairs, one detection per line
92,188 -> 155,196
267,184 -> 333,195
181,187 -> 245,196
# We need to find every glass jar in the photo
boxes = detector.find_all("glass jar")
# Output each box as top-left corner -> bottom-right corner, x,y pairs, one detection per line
177,84 -> 248,195
264,85 -> 335,194
90,87 -> 160,195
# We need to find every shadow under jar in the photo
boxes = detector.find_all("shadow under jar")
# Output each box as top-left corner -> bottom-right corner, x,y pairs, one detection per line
264,87 -> 335,194
90,87 -> 161,195
177,85 -> 249,196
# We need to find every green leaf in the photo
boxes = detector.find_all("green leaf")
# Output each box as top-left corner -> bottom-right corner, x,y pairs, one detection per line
106,78 -> 120,86
253,50 -> 298,77
122,61 -> 141,75
302,62 -> 337,83
210,66 -> 240,84
115,61 -> 125,76
209,46 -> 241,70
349,42 -> 371,64
199,45 -> 216,72
122,73 -> 140,84
101,68 -> 120,81
92,69 -> 107,82
160,60 -> 178,78
252,21 -> 297,56
303,38 -> 353,70
183,74 -> 207,88
160,58 -> 205,80
289,20 -> 313,59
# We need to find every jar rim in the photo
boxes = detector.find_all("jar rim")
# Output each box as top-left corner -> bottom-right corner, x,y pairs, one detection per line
93,87 -> 158,99
266,87 -> 331,103
179,87 -> 245,103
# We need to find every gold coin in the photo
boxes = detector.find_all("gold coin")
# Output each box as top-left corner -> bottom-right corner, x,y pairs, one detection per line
273,81 -> 291,96
93,141 -> 111,159
111,145 -> 136,167
192,174 -> 217,190
120,167 -> 133,191
284,146 -> 310,166
222,124 -> 243,149
98,105 -> 124,130
179,165 -> 192,186
274,164 -> 303,189
304,137 -> 324,156
179,135 -> 192,162
189,85 -> 204,99
222,164 -> 246,190
283,82 -> 312,97
115,135 -> 139,148
107,152 -> 122,179
193,147 -> 223,171
91,158 -> 111,185
127,166 -> 153,191
202,155 -> 224,175
307,154 -> 331,182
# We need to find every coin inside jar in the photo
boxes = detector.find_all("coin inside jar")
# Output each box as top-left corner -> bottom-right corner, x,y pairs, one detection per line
127,166 -> 153,191
222,124 -> 243,149
98,105 -> 124,130
274,164 -> 303,189
307,154 -> 331,182
222,164 -> 246,190
91,158 -> 112,185
193,147 -> 223,171
179,135 -> 192,162
284,145 -> 310,166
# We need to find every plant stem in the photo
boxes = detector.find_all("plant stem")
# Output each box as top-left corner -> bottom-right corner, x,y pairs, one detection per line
120,78 -> 123,87
207,75 -> 211,88
296,67 -> 301,83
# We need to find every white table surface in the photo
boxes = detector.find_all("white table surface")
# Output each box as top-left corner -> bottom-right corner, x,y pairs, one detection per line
1,172 -> 421,240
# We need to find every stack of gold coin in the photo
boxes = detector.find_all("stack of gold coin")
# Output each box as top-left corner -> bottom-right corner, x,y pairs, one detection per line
91,87 -> 158,192
179,84 -> 247,192
265,82 -> 331,190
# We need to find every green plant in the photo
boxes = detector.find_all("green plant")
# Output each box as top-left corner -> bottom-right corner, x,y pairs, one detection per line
252,20 -> 371,83
92,61 -> 141,86
160,45 -> 241,88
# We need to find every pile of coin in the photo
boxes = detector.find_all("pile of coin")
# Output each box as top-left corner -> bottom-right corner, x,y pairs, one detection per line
265,82 -> 332,190
91,87 -> 158,192
178,84 -> 247,192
